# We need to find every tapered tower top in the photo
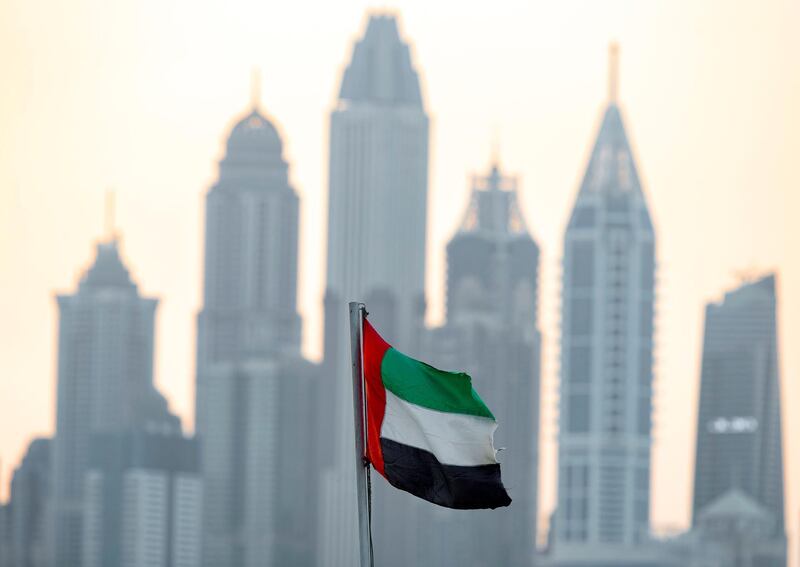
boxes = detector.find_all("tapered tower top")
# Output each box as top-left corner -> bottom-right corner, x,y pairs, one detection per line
572,43 -> 647,198
338,13 -> 424,107
76,193 -> 136,290
458,158 -> 529,236
79,240 -> 136,290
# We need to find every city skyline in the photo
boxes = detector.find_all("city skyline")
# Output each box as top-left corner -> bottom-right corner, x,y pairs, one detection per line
1,2 -> 798,564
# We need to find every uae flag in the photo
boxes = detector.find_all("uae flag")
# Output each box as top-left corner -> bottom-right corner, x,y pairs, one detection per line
361,317 -> 511,510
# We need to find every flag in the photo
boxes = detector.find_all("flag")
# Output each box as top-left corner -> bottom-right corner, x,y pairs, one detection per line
361,317 -> 511,510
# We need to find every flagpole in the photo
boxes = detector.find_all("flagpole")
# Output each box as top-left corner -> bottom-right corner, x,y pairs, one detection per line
349,301 -> 372,567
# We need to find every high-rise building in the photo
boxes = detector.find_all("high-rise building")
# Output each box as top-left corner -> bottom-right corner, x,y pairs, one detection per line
319,13 -> 429,566
552,45 -> 657,566
82,430 -> 202,567
692,275 -> 786,562
324,13 -> 429,347
195,89 -> 319,567
50,237 -> 179,566
420,160 -> 541,567
10,437 -> 51,567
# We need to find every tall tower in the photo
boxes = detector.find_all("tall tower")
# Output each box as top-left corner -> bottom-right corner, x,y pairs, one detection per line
195,86 -> 318,567
553,45 -> 656,564
692,275 -> 785,539
325,12 -> 429,347
319,13 -> 429,567
50,236 -> 178,567
196,93 -> 302,364
419,160 -> 541,567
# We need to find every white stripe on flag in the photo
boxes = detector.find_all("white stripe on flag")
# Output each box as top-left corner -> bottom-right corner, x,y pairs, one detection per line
380,390 -> 499,467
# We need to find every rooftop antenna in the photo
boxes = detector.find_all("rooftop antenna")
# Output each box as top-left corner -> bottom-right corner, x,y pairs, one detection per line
104,189 -> 117,242
608,41 -> 620,104
490,125 -> 501,170
251,67 -> 261,110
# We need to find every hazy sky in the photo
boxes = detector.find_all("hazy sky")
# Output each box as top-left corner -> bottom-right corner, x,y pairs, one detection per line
1,0 -> 798,556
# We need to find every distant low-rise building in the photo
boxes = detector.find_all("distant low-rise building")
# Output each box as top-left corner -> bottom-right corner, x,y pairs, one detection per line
0,500 -> 12,567
693,489 -> 786,567
82,429 -> 202,567
653,490 -> 786,567
10,437 -> 51,567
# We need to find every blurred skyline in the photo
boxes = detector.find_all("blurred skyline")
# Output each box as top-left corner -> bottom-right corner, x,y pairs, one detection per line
1,0 -> 798,557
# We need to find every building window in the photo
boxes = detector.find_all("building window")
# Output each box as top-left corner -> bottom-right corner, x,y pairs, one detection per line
569,346 -> 592,385
568,394 -> 590,433
570,298 -> 593,336
640,245 -> 655,291
640,300 -> 654,338
571,242 -> 595,288
571,207 -> 596,229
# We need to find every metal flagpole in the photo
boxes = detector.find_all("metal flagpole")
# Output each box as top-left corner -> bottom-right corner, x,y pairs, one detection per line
349,302 -> 373,567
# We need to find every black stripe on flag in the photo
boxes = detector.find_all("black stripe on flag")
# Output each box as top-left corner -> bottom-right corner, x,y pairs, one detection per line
380,438 -> 512,510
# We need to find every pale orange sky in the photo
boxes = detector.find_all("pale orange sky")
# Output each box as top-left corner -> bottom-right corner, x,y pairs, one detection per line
1,0 -> 798,557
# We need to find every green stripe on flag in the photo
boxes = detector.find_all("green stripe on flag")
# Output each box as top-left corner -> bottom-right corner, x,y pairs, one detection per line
380,348 -> 494,419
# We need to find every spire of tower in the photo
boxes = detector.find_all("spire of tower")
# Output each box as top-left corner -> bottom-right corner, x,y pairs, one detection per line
608,42 -> 620,104
490,126 -> 501,171
104,189 -> 117,242
251,67 -> 261,110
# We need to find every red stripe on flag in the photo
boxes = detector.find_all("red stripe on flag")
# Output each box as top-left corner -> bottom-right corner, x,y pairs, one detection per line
363,317 -> 390,476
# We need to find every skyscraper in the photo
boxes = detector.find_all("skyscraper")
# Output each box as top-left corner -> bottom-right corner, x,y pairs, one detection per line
325,13 -> 429,347
692,275 -> 786,559
50,237 -> 179,567
10,437 -> 51,567
552,45 -> 656,566
319,13 -> 429,566
195,88 -> 319,567
82,430 -> 202,567
421,160 -> 541,567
